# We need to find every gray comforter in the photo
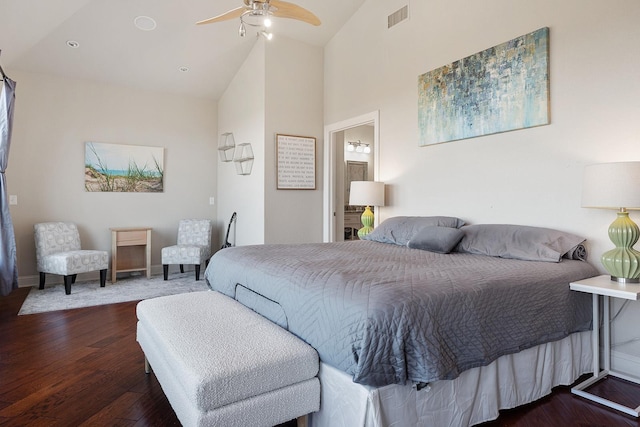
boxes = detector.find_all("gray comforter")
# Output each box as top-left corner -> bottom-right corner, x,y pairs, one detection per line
205,241 -> 598,387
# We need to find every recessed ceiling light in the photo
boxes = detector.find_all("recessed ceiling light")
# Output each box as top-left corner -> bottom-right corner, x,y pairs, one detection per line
134,16 -> 157,31
66,40 -> 79,48
178,66 -> 189,73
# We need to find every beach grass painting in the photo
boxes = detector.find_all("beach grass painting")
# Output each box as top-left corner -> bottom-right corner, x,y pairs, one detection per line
85,142 -> 164,192
418,27 -> 550,146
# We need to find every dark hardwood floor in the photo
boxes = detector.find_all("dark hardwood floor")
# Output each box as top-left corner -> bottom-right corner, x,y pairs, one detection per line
1,286 -> 639,426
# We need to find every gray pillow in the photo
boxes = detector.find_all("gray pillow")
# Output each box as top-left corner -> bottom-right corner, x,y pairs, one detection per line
456,224 -> 586,262
362,216 -> 466,246
407,226 -> 465,254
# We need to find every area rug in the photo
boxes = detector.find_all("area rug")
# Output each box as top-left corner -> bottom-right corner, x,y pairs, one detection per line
18,272 -> 210,315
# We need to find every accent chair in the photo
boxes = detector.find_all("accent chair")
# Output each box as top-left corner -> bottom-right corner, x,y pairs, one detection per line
161,219 -> 213,281
34,222 -> 109,295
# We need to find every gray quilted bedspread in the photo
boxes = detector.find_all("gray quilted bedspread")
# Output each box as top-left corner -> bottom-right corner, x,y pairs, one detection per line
205,241 -> 598,387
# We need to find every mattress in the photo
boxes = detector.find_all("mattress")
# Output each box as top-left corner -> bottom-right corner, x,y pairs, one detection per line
205,240 -> 598,387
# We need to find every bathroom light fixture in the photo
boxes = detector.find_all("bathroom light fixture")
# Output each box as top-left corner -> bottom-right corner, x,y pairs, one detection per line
347,140 -> 371,154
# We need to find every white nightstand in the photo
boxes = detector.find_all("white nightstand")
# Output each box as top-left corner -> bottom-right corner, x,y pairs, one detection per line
570,274 -> 640,417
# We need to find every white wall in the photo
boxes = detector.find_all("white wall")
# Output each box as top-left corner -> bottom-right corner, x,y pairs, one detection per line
7,71 -> 218,283
265,36 -> 324,244
217,41 -> 267,247
324,0 -> 640,366
217,36 -> 324,246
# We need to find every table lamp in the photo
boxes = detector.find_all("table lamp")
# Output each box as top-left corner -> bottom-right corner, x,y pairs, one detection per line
349,181 -> 385,239
582,162 -> 640,283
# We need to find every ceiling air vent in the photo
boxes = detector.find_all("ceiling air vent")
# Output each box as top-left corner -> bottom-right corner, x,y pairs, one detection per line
388,5 -> 409,29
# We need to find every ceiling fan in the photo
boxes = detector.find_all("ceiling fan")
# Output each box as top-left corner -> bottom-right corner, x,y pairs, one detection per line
196,0 -> 321,38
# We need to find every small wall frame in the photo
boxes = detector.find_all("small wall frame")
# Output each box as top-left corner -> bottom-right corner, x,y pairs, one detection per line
276,134 -> 316,190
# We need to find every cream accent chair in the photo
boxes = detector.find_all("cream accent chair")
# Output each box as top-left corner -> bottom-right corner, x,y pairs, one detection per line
34,222 -> 109,295
161,219 -> 213,281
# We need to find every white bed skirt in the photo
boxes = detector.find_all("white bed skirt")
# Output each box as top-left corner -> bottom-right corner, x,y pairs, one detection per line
309,330 -> 592,427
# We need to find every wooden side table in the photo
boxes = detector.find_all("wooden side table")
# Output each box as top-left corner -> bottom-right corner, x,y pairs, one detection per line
110,227 -> 152,283
569,274 -> 640,417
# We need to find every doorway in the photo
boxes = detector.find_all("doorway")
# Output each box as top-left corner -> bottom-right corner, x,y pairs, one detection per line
323,111 -> 380,242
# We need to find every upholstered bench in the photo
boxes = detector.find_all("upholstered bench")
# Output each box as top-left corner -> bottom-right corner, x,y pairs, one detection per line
136,291 -> 320,427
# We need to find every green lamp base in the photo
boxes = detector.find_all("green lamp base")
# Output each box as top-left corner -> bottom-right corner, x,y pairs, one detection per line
357,206 -> 375,239
602,210 -> 640,283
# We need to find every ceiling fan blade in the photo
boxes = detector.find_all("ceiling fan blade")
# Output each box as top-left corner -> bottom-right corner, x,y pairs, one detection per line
196,7 -> 246,25
270,0 -> 321,26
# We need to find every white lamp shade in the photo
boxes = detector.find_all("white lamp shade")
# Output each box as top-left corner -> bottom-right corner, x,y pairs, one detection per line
349,181 -> 385,206
582,162 -> 640,209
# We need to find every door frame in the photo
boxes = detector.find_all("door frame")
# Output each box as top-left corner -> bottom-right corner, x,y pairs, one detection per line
323,111 -> 380,242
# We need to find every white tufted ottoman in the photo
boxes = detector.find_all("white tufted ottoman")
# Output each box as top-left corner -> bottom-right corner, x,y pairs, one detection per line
136,291 -> 320,427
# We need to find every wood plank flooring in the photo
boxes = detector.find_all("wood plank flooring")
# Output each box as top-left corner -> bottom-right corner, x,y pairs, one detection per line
1,286 -> 640,426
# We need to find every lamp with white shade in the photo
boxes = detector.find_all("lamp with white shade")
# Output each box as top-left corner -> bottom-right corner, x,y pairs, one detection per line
349,181 -> 385,239
582,161 -> 640,283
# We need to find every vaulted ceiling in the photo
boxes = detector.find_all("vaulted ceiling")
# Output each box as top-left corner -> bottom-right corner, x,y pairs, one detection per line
0,0 -> 365,100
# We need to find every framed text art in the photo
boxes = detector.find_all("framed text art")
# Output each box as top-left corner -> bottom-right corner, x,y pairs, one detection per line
276,134 -> 316,190
418,27 -> 550,146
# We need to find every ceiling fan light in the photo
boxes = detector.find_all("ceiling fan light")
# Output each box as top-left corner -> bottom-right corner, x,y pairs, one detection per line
260,31 -> 273,40
264,17 -> 272,28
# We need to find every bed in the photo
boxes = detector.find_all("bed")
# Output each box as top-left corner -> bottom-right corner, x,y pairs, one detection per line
204,217 -> 599,426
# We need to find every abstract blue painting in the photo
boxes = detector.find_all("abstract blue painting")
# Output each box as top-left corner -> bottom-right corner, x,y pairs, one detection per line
418,27 -> 549,146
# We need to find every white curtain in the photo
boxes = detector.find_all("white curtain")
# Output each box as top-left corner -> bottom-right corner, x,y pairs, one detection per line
0,76 -> 18,296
